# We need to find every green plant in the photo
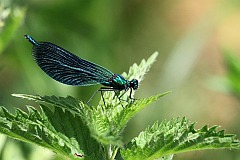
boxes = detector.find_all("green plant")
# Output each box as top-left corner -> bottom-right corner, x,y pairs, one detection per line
0,52 -> 239,160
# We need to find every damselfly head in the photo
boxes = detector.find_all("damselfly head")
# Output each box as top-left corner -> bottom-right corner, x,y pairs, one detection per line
130,79 -> 138,90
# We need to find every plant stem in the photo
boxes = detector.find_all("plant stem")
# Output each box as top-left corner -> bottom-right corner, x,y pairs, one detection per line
110,146 -> 119,160
104,145 -> 119,160
104,145 -> 112,160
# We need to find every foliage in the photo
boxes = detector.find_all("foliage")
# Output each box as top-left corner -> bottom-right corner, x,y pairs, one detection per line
0,52 -> 239,160
121,118 -> 239,160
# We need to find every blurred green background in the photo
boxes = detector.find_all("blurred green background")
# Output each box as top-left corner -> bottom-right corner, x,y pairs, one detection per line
0,0 -> 240,159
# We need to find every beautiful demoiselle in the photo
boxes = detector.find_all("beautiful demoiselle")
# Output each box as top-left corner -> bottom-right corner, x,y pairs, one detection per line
24,35 -> 138,106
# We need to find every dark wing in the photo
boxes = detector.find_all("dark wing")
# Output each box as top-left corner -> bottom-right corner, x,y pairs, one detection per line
31,42 -> 114,86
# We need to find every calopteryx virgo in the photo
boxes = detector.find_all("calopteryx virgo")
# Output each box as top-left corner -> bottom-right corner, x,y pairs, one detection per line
24,35 -> 138,106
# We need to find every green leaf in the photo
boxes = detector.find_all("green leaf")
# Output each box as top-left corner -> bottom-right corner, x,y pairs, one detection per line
12,94 -> 86,116
121,117 -> 240,160
0,105 -> 102,159
12,91 -> 170,148
124,51 -> 159,82
83,92 -> 171,147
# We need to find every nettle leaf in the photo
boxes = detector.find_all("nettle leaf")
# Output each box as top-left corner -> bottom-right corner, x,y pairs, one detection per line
0,104 -> 102,159
121,117 -> 240,160
82,92 -> 171,146
124,51 -> 159,82
12,92 -> 170,148
12,94 -> 85,116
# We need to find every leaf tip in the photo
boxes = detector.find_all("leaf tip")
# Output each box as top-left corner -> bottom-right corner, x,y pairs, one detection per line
152,51 -> 159,57
11,93 -> 23,98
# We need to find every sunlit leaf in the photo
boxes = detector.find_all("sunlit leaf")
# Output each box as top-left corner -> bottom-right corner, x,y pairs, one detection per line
121,117 -> 240,160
